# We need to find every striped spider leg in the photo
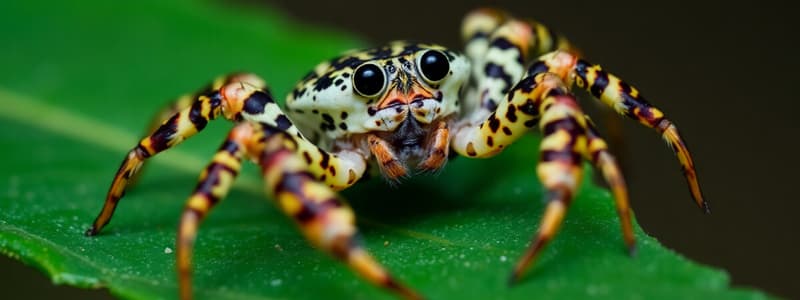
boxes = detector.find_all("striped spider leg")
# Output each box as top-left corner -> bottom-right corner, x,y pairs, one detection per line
85,75 -> 420,299
453,8 -> 707,283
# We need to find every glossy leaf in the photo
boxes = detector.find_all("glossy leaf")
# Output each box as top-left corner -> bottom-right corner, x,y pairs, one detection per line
0,1 -> 770,299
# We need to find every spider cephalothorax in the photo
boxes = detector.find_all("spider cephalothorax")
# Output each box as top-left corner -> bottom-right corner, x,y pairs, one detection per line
286,42 -> 470,176
85,7 -> 708,300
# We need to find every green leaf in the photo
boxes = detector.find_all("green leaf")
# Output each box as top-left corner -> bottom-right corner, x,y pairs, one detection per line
0,1 -> 771,299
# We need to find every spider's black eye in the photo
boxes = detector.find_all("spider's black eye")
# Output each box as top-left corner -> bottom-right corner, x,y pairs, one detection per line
352,63 -> 386,97
418,50 -> 450,82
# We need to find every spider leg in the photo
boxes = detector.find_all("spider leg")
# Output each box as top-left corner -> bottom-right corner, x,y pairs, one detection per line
87,75 -> 366,236
173,122 -> 414,299
85,74 -> 262,236
509,83 -> 588,284
582,116 -> 635,255
453,73 -> 562,158
129,74 -> 263,186
462,8 -> 577,63
255,125 -> 421,300
529,51 -> 709,213
461,8 -> 578,124
176,123 -> 251,300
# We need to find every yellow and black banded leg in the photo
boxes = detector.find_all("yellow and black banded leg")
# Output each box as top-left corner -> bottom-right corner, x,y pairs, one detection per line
256,125 -> 420,300
507,89 -> 589,284
528,51 -> 709,213
85,73 -> 267,236
129,74 -> 265,187
582,117 -> 635,254
177,123 -> 251,300
461,8 -> 578,124
452,72 -> 566,158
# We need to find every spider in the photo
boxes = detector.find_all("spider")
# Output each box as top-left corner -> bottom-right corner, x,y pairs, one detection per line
85,7 -> 708,300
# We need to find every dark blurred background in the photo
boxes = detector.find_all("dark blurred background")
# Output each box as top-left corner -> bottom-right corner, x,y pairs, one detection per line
3,0 -> 798,298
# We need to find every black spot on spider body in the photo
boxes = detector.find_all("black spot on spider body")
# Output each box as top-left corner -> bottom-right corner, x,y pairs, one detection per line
524,119 -> 538,128
338,122 -> 348,130
505,104 -> 518,122
243,91 -> 274,115
486,136 -> 494,147
189,100 -> 208,130
330,56 -> 365,70
502,127 -> 512,136
319,113 -> 336,131
275,114 -> 292,131
312,109 -> 319,114
313,75 -> 334,92
328,165 -> 337,176
302,151 -> 313,164
490,37 -> 516,50
527,61 -> 550,76
515,75 -> 537,94
334,78 -> 344,86
321,113 -> 334,125
367,107 -> 377,116
519,99 -> 538,116
340,111 -> 349,119
319,122 -> 336,131
488,113 -> 501,133
589,69 -> 609,98
482,98 -> 498,111
292,87 -> 307,99
319,151 -> 331,169
484,63 -> 513,92
434,91 -> 443,102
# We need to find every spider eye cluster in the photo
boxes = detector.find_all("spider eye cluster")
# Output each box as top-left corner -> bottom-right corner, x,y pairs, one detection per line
352,63 -> 386,97
418,50 -> 450,83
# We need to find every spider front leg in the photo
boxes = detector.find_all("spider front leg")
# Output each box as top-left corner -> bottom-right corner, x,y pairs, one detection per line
84,73 -> 267,236
176,124 -> 250,300
453,73 -> 601,282
529,51 -> 709,213
254,124 -> 421,300
174,122 -> 417,300
129,74 -> 265,186
87,74 -> 365,236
